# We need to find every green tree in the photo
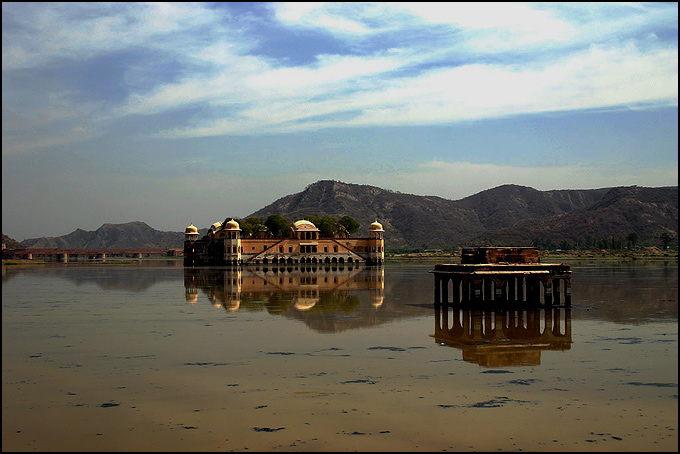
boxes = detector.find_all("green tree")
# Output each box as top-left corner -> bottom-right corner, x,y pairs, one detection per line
240,217 -> 268,238
303,215 -> 340,238
338,216 -> 360,237
660,232 -> 672,249
626,232 -> 639,250
316,217 -> 342,238
265,214 -> 291,238
303,215 -> 322,227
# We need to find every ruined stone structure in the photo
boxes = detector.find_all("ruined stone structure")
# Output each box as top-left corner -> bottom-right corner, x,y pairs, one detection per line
184,219 -> 385,266
431,247 -> 571,306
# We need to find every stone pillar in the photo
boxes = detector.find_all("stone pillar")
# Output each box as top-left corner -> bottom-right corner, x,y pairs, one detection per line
483,278 -> 493,301
434,276 -> 442,304
461,278 -> 470,302
543,278 -> 553,306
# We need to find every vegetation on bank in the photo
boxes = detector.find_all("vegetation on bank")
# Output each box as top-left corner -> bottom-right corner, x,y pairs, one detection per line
386,247 -> 678,261
387,230 -> 677,257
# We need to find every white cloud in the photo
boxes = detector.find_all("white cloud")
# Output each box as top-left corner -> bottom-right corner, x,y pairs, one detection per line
153,42 -> 677,138
271,2 -> 388,35
3,2 -> 678,146
2,3 -> 231,70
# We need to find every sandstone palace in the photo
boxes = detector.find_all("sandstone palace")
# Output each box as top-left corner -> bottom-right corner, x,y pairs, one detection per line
184,219 -> 385,266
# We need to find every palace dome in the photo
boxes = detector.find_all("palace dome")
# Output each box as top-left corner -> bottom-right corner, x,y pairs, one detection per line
293,220 -> 319,230
225,219 -> 241,231
369,221 -> 384,232
210,221 -> 223,231
185,224 -> 198,234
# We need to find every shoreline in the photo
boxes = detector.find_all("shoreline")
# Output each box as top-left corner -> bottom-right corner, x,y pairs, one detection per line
3,250 -> 677,267
385,250 -> 678,262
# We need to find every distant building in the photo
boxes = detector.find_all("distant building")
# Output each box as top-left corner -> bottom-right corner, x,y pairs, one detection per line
184,219 -> 385,266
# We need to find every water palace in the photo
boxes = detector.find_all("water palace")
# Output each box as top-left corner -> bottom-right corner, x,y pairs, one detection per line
184,218 -> 385,266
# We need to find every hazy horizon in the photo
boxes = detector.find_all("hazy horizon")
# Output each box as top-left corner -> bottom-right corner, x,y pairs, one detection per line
3,3 -> 678,240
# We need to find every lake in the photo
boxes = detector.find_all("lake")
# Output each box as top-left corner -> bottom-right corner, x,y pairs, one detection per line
2,260 -> 677,451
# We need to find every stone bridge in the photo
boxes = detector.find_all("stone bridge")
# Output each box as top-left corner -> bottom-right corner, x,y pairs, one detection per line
2,248 -> 182,262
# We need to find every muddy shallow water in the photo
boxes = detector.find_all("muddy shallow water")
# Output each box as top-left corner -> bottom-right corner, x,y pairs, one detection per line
2,260 -> 677,451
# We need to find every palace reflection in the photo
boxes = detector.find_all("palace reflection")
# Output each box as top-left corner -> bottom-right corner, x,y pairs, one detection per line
432,306 -> 572,367
183,265 -> 385,325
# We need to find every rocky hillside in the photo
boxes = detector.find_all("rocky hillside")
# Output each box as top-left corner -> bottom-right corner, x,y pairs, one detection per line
9,181 -> 677,251
249,180 -> 677,250
468,185 -> 678,248
457,184 -> 610,230
249,180 -> 483,250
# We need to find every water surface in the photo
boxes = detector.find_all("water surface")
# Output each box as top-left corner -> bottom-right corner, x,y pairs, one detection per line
2,260 -> 677,451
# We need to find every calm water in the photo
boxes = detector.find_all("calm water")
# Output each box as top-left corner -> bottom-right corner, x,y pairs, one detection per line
2,260 -> 677,452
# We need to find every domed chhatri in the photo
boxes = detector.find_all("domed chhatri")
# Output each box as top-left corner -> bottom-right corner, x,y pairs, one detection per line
184,218 -> 385,266
293,219 -> 319,230
225,219 -> 241,230
185,223 -> 199,242
369,220 -> 384,231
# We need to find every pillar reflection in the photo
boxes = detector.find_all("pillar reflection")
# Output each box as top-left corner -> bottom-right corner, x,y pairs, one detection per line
432,306 -> 572,367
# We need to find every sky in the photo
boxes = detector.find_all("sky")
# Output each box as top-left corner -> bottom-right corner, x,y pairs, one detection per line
2,2 -> 678,241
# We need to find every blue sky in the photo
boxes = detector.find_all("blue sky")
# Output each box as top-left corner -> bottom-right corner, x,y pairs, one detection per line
2,2 -> 678,240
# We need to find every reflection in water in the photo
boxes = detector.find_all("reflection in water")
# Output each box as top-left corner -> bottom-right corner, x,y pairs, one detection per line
432,306 -> 572,367
184,265 -> 385,323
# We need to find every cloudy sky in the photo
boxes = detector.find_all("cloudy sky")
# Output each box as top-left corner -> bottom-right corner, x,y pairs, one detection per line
2,2 -> 678,240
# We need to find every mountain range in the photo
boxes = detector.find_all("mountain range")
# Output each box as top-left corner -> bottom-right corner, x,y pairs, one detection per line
5,180 -> 677,251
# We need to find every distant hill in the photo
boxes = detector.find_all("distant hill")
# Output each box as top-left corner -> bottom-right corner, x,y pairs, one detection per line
248,180 -> 483,250
249,180 -> 677,250
10,181 -> 677,251
20,221 -> 189,250
457,184 -> 610,230
2,233 -> 24,249
468,185 -> 678,248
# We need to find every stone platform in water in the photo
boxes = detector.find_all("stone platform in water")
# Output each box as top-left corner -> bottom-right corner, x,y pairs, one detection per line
431,247 -> 571,306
